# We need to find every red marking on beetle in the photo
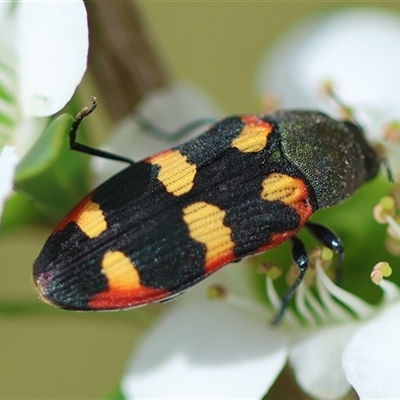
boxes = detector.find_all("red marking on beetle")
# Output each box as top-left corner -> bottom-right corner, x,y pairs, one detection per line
88,286 -> 171,310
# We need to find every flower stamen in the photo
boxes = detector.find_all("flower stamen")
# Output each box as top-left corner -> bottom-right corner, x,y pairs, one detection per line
374,194 -> 400,255
371,261 -> 392,285
369,262 -> 400,303
303,285 -> 330,324
373,196 -> 395,223
295,283 -> 318,327
265,277 -> 300,329
316,263 -> 374,320
385,215 -> 400,240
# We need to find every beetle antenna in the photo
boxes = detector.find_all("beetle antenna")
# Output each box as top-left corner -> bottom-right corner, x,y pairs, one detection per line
69,97 -> 135,164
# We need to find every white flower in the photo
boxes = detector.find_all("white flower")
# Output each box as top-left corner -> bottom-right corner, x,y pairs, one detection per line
256,7 -> 400,177
0,1 -> 88,222
122,253 -> 400,400
342,302 -> 400,399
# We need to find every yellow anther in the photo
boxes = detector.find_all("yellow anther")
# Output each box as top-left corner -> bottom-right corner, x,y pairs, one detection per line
371,262 -> 392,285
258,262 -> 282,280
373,198 -> 395,223
380,196 -> 395,212
321,247 -> 334,261
207,284 -> 228,300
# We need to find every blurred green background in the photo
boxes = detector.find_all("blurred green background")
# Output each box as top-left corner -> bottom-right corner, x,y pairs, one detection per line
2,1 -> 400,399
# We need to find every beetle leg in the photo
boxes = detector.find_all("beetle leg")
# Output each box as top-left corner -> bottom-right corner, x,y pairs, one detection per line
305,221 -> 344,284
133,113 -> 217,142
69,97 -> 135,165
272,236 -> 309,325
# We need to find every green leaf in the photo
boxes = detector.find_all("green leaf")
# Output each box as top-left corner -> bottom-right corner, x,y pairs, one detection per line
15,114 -> 90,219
16,114 -> 72,181
0,193 -> 43,234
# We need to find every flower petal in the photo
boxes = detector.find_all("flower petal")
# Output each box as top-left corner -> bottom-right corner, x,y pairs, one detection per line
122,298 -> 288,399
16,1 -> 88,117
256,8 -> 400,138
0,3 -> 17,145
93,82 -> 222,185
0,2 -> 15,48
0,145 -> 19,219
289,323 -> 359,399
342,302 -> 400,399
136,82 -> 222,133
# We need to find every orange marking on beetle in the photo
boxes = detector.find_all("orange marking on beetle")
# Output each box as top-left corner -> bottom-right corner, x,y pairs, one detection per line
182,202 -> 235,273
231,115 -> 273,153
261,173 -> 309,209
88,286 -> 171,310
147,149 -> 197,196
53,194 -> 107,238
258,173 -> 314,252
203,251 -> 236,273
89,250 -> 170,309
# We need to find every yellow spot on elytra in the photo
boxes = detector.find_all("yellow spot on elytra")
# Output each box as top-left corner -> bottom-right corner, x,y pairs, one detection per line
261,173 -> 305,206
148,150 -> 197,196
76,199 -> 107,238
101,251 -> 140,291
231,116 -> 272,153
182,202 -> 234,266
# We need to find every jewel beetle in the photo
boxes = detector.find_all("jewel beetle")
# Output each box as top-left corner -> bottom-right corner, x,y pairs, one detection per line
33,98 -> 381,322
